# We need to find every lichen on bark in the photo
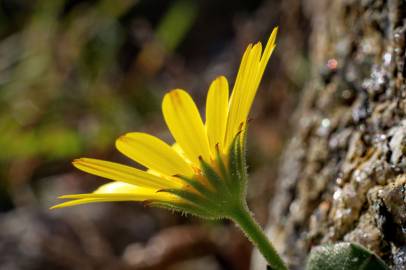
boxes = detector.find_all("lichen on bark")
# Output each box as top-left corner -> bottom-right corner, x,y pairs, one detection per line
255,0 -> 406,269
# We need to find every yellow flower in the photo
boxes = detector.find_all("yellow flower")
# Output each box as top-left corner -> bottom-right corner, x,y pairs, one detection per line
52,28 -> 277,218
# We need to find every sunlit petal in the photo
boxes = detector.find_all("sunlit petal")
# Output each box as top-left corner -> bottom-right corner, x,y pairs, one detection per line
205,76 -> 229,154
51,182 -> 177,209
172,143 -> 192,164
50,198 -> 127,209
73,158 -> 182,189
225,43 -> 261,148
116,132 -> 194,177
225,29 -> 277,149
162,89 -> 211,164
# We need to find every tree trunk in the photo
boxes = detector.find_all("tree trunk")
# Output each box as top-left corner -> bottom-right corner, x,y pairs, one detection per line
254,0 -> 406,269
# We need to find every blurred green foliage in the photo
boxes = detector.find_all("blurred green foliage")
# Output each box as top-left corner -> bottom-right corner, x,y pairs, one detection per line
0,0 -> 197,161
0,0 -> 199,208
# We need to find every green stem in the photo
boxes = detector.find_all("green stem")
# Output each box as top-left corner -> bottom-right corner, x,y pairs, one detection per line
230,203 -> 288,270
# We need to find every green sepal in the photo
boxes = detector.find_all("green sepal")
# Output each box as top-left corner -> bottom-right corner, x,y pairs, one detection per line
198,156 -> 230,195
148,200 -> 218,219
306,242 -> 389,270
175,175 -> 212,196
174,174 -> 222,203
159,188 -> 214,208
228,131 -> 248,196
161,189 -> 227,219
214,144 -> 229,181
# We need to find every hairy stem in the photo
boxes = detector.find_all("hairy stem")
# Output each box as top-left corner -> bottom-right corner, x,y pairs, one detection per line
230,204 -> 288,270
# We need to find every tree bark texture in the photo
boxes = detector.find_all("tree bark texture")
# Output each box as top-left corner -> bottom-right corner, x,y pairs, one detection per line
255,0 -> 406,269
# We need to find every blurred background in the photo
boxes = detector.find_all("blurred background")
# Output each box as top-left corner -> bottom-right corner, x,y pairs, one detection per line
0,0 -> 309,269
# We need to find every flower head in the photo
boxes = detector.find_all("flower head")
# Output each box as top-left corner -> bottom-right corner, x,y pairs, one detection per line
52,28 -> 278,219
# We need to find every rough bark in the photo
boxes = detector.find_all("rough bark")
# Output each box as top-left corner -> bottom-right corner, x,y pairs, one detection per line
255,0 -> 406,269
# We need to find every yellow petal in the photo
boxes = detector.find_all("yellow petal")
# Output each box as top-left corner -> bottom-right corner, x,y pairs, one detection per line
225,28 -> 277,149
162,89 -> 211,164
205,76 -> 229,154
223,44 -> 253,148
172,143 -> 192,164
67,181 -> 165,199
249,27 -> 278,109
73,158 -> 182,189
94,182 -> 177,201
116,132 -> 194,177
94,181 -> 156,194
50,198 -> 133,209
51,182 -> 177,209
259,27 -> 277,74
225,43 -> 262,148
